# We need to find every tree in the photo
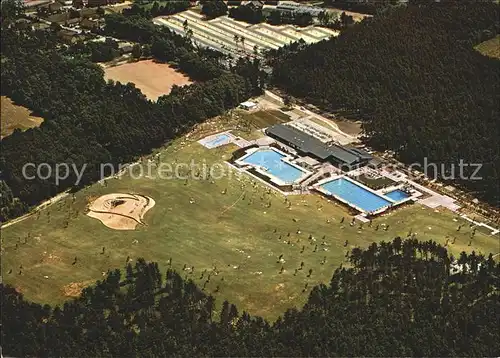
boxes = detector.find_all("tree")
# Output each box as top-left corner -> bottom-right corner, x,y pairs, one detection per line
151,1 -> 160,16
50,22 -> 61,32
228,3 -> 264,24
267,9 -> 281,25
294,13 -> 313,27
340,12 -> 354,27
201,0 -> 228,19
142,43 -> 151,57
0,0 -> 24,25
318,11 -> 332,26
131,43 -> 142,59
253,44 -> 259,56
283,95 -> 293,108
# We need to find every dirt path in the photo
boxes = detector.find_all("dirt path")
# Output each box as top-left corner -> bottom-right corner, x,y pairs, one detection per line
1,191 -> 70,229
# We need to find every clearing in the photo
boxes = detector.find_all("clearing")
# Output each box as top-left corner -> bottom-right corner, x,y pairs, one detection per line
103,60 -> 192,100
2,110 -> 498,321
1,96 -> 44,139
475,35 -> 500,59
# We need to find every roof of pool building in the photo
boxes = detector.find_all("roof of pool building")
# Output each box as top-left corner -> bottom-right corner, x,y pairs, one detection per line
265,124 -> 372,167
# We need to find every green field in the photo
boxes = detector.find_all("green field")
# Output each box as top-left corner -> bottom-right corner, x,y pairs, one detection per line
2,112 -> 498,320
231,109 -> 289,140
475,35 -> 500,59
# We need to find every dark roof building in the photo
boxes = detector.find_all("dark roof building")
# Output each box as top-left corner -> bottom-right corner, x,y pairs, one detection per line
265,124 -> 372,169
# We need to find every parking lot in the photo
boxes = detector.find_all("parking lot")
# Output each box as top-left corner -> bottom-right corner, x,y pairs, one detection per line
153,10 -> 338,58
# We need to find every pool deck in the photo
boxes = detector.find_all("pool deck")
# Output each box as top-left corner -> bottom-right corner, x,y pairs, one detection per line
380,169 -> 461,212
375,184 -> 421,205
224,161 -> 306,196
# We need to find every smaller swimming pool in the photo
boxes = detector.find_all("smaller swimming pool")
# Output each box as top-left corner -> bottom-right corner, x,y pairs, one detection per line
385,189 -> 410,202
240,148 -> 306,184
202,133 -> 231,149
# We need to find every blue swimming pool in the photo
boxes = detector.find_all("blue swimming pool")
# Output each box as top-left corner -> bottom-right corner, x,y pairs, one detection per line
385,189 -> 410,202
241,149 -> 305,184
204,133 -> 231,148
320,177 -> 392,213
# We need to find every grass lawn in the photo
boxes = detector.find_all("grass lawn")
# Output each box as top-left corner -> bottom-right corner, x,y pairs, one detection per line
2,113 -> 498,321
241,109 -> 290,128
231,109 -> 288,140
1,96 -> 44,139
475,35 -> 500,59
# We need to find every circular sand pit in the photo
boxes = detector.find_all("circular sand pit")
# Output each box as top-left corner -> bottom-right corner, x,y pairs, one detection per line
87,193 -> 155,230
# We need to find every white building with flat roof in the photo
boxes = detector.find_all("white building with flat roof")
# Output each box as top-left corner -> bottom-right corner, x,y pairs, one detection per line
240,101 -> 257,110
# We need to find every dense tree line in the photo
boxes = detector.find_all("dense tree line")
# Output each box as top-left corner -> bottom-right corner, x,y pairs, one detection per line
123,0 -> 190,19
65,38 -> 121,63
0,5 -> 266,220
229,3 -> 265,24
228,4 -> 316,27
0,180 -> 27,220
2,238 -> 499,356
269,3 -> 500,205
201,0 -> 228,19
270,9 -> 314,27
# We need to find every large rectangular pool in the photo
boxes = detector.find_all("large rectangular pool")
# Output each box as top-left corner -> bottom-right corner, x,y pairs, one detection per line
320,177 -> 392,213
240,148 -> 306,184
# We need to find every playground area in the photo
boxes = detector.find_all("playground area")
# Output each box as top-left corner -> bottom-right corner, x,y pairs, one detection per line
153,10 -> 338,58
87,193 -> 155,230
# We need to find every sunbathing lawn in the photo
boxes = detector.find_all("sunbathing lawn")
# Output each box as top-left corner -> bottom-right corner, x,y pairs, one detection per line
2,113 -> 498,321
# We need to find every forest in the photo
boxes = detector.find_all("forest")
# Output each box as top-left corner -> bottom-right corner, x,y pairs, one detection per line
0,5 -> 266,221
122,0 -> 190,19
2,238 -> 499,356
269,3 -> 500,206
